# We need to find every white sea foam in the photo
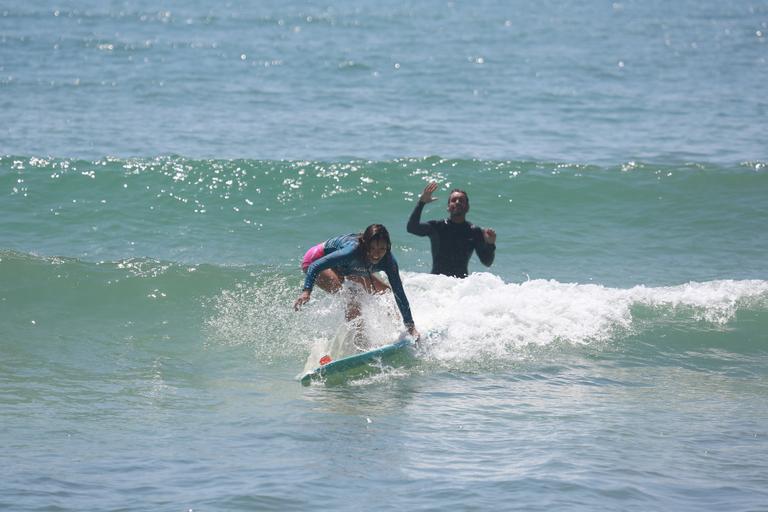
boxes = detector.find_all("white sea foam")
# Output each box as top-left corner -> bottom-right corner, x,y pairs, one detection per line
205,270 -> 768,366
401,273 -> 768,363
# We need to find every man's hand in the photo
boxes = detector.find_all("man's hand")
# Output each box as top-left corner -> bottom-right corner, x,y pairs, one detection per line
419,181 -> 439,204
483,228 -> 496,245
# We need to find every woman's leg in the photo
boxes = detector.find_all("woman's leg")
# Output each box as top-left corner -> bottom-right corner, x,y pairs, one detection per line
368,274 -> 390,293
312,271 -> 391,326
313,269 -> 362,321
343,276 -> 389,321
347,274 -> 390,294
313,268 -> 344,294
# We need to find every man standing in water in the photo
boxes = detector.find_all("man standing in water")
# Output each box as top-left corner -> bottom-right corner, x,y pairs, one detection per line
407,181 -> 496,278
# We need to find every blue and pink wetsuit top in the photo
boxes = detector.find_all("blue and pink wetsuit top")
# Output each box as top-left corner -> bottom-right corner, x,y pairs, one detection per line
301,234 -> 414,328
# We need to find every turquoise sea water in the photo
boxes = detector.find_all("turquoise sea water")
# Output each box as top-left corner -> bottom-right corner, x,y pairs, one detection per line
2,2 -> 768,511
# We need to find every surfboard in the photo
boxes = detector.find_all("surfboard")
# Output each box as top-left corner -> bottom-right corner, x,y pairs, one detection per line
299,336 -> 414,385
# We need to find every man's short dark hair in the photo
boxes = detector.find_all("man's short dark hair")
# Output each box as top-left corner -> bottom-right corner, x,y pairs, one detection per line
449,188 -> 469,208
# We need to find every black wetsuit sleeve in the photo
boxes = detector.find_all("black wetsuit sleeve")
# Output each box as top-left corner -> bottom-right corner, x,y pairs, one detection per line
406,201 -> 434,236
474,228 -> 496,267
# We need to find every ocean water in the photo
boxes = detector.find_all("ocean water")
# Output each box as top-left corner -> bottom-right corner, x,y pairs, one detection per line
2,2 -> 768,512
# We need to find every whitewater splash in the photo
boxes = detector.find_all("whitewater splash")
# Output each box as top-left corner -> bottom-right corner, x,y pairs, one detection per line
405,273 -> 768,361
205,271 -> 768,365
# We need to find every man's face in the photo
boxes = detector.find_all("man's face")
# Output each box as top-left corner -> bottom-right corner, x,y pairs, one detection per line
448,192 -> 468,216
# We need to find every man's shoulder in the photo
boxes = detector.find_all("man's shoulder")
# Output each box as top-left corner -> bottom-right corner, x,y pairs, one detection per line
449,219 -> 482,232
464,221 -> 486,240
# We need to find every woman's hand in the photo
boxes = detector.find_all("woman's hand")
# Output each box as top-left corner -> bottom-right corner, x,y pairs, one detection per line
294,290 -> 311,311
407,325 -> 421,341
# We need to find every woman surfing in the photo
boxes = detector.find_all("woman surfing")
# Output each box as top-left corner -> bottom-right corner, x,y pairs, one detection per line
294,224 -> 420,340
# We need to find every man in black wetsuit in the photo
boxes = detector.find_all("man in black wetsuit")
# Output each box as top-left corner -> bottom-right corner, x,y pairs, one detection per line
407,181 -> 496,278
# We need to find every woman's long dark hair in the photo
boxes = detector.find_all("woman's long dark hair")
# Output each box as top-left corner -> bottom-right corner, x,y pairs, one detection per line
358,224 -> 392,259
